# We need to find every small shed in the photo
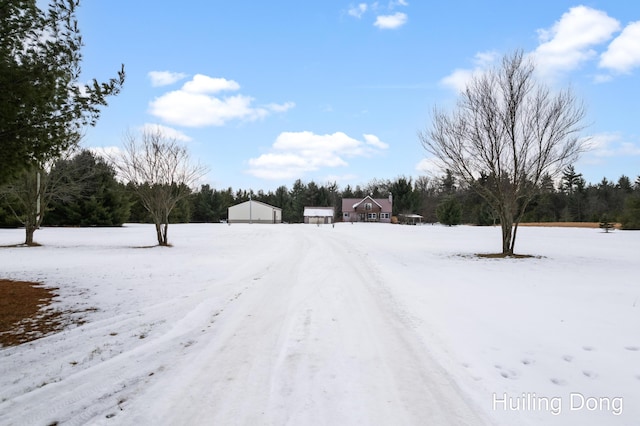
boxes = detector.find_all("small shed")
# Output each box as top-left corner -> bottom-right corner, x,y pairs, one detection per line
303,207 -> 335,224
228,200 -> 282,224
398,213 -> 423,225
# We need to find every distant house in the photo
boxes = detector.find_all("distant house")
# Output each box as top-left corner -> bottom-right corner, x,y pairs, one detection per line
303,207 -> 335,224
228,200 -> 282,224
341,195 -> 393,223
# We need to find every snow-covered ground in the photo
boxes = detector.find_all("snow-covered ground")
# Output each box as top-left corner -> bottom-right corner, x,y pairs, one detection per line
0,223 -> 638,426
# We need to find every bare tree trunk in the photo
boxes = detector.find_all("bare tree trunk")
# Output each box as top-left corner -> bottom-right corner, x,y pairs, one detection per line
155,223 -> 164,246
161,222 -> 168,246
510,223 -> 520,254
25,223 -> 36,246
154,218 -> 170,246
500,217 -> 513,255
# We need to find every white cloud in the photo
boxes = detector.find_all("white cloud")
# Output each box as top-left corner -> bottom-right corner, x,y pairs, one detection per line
578,132 -> 640,167
440,69 -> 475,93
532,6 -> 620,79
415,157 -> 443,176
583,132 -> 620,155
440,51 -> 498,92
348,3 -> 368,18
347,1 -> 409,29
247,131 -> 388,180
140,123 -> 192,142
148,71 -> 188,87
582,132 -> 640,158
149,75 -> 293,127
363,134 -> 389,149
593,73 -> 614,84
182,74 -> 240,93
150,92 -> 258,127
620,142 -> 640,156
265,101 -> 296,113
441,7 -> 630,88
600,21 -> 640,74
374,12 -> 407,29
89,146 -> 123,161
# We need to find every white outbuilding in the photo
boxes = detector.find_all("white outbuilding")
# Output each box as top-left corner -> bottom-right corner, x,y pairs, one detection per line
303,207 -> 335,224
228,200 -> 282,224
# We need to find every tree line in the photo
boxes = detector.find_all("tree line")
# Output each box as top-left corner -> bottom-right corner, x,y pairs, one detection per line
2,150 -> 638,230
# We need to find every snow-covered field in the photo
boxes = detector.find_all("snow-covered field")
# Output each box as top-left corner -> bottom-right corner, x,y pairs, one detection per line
0,223 -> 638,426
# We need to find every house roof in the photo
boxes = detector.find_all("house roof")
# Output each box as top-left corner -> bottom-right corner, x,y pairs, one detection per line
352,196 -> 382,209
303,207 -> 334,217
341,195 -> 392,212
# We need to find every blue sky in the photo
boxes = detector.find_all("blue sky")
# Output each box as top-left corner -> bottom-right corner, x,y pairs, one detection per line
75,1 -> 640,191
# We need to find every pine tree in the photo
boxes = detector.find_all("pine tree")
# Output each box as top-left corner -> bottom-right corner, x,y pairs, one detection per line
0,0 -> 125,184
44,151 -> 130,226
620,196 -> 640,230
436,196 -> 462,226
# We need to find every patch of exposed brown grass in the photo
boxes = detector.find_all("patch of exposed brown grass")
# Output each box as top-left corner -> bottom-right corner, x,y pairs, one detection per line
0,280 -> 63,347
0,280 -> 92,347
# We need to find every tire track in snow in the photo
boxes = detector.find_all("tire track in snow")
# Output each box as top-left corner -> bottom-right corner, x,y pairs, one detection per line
0,294 -> 225,425
127,228 -> 311,425
128,226 -> 489,425
262,227 -> 489,425
0,259 -> 281,426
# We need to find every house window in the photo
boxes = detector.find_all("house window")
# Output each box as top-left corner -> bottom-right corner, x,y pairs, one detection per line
380,213 -> 390,219
365,202 -> 372,211
368,213 -> 377,220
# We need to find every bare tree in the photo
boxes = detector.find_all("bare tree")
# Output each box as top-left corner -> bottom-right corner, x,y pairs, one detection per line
420,51 -> 587,255
113,129 -> 208,246
0,149 -> 84,246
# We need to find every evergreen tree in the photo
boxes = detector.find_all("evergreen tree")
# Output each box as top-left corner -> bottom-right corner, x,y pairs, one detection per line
288,179 -> 306,223
414,176 -> 439,223
436,196 -> 462,226
440,170 -> 456,195
561,165 -> 582,194
599,214 -> 614,233
305,181 -> 320,206
620,196 -> 640,230
190,184 -> 216,223
0,205 -> 22,228
617,175 -> 633,194
341,185 -> 354,199
0,0 -> 125,184
168,185 -> 192,223
44,150 -> 130,226
389,176 -> 419,215
561,167 -> 587,221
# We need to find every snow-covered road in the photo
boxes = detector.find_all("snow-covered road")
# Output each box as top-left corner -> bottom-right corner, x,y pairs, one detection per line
0,224 -> 486,425
130,227 -> 486,425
